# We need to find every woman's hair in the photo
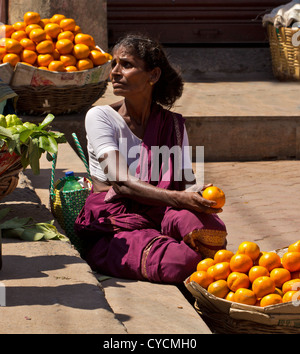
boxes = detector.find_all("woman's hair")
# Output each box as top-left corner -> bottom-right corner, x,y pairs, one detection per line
112,33 -> 184,108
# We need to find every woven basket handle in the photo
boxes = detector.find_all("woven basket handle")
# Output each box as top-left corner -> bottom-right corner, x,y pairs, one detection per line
49,132 -> 91,195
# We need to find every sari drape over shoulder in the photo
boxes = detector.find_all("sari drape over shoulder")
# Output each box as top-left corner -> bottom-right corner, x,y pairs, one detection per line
75,104 -> 227,284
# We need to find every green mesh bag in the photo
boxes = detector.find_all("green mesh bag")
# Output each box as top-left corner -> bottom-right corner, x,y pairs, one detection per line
50,133 -> 91,255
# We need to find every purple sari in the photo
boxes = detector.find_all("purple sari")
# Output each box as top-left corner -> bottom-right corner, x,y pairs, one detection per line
75,104 -> 227,284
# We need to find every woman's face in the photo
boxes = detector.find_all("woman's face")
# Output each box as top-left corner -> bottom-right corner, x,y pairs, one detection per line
110,45 -> 153,99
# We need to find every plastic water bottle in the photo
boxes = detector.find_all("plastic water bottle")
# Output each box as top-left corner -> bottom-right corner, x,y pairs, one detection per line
63,171 -> 82,192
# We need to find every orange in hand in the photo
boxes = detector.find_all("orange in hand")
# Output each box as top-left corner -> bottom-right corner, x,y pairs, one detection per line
202,186 -> 225,209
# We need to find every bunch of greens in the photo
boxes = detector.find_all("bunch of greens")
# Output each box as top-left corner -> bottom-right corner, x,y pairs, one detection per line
0,207 -> 68,242
0,113 -> 66,175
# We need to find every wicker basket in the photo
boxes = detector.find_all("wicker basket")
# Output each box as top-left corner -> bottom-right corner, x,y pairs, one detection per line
267,24 -> 300,81
0,146 -> 23,200
12,80 -> 108,116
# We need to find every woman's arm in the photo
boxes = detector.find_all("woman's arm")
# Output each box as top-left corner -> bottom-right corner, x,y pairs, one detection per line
99,150 -> 222,214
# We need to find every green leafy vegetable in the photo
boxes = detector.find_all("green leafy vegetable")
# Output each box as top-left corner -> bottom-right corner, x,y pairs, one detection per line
0,113 -> 66,175
0,208 -> 68,242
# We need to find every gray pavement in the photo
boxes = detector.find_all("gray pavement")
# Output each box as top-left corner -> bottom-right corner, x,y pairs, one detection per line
0,78 -> 300,334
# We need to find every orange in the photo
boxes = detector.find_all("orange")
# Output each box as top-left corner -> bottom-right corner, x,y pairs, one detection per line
5,39 -> 23,54
227,272 -> 250,292
233,288 -> 256,305
50,14 -> 66,24
20,38 -> 36,51
202,186 -> 225,209
282,278 -> 300,294
24,12 -> 41,25
288,240 -> 300,253
60,18 -> 76,32
89,50 -> 108,66
76,58 -> 93,71
44,23 -> 62,39
229,253 -> 253,273
0,48 -> 6,60
39,19 -> 51,28
48,60 -> 65,72
0,25 -> 15,38
189,270 -> 214,289
74,33 -> 95,47
25,24 -> 41,35
11,30 -> 27,42
258,252 -> 281,272
38,66 -> 49,71
57,31 -> 75,42
211,262 -> 231,281
206,265 -> 215,279
260,294 -> 282,307
196,258 -> 215,272
252,276 -> 276,299
248,266 -> 270,283
56,39 -> 74,54
3,53 -> 20,67
20,62 -> 33,66
21,49 -> 37,65
214,249 -> 234,263
270,268 -> 291,288
237,241 -> 260,261
65,65 -> 78,72
73,43 -> 90,59
36,40 -> 54,54
60,54 -> 77,67
104,52 -> 113,61
282,290 -> 300,303
225,291 -> 235,301
207,280 -> 229,299
274,287 -> 283,297
73,25 -> 82,35
13,22 -> 27,31
282,252 -> 300,272
29,28 -> 47,43
52,48 -> 60,60
37,54 -> 54,67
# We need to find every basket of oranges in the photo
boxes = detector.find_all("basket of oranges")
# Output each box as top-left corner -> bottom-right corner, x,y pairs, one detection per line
185,240 -> 300,334
0,12 -> 112,115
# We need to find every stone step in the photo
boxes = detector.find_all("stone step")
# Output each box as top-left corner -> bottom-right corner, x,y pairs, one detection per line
20,79 -> 300,162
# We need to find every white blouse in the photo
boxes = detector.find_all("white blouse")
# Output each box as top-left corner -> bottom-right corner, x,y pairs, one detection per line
85,105 -> 192,182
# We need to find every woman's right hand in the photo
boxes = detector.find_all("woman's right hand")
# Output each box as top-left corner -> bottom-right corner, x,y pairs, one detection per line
177,190 -> 223,214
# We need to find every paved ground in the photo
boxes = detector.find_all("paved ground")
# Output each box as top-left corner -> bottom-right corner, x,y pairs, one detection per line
1,77 -> 300,334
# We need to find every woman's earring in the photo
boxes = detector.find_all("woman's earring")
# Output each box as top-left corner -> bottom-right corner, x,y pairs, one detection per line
149,82 -> 154,86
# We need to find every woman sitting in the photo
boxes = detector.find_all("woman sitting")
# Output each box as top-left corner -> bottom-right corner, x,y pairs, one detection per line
75,34 -> 227,284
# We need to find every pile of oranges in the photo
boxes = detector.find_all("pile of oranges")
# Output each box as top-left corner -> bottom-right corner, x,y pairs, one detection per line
188,240 -> 300,307
0,11 -> 111,72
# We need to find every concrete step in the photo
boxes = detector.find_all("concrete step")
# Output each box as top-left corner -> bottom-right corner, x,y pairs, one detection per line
20,78 -> 300,163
